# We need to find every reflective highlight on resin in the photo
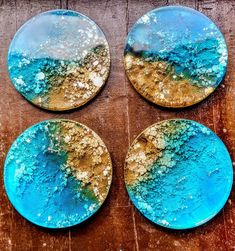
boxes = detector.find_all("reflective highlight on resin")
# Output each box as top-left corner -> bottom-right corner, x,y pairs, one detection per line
125,119 -> 233,229
8,10 -> 110,111
4,120 -> 112,228
124,6 -> 228,108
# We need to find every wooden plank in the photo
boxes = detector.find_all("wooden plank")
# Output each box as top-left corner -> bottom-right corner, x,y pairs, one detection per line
67,0 -> 136,249
0,1 -> 71,251
167,0 -> 196,8
126,0 -> 234,250
197,1 -> 235,250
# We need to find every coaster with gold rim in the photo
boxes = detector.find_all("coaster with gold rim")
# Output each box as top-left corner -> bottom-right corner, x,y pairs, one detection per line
125,119 -> 233,229
124,6 -> 228,108
4,119 -> 112,228
8,10 -> 110,111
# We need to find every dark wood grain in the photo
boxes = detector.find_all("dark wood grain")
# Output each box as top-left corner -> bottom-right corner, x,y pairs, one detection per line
0,0 -> 234,250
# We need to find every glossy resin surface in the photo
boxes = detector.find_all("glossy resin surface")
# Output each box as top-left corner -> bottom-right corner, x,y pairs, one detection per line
8,10 -> 110,111
4,120 -> 112,228
125,119 -> 233,229
124,6 -> 228,108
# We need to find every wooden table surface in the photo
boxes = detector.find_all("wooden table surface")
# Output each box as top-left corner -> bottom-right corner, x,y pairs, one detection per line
0,0 -> 234,250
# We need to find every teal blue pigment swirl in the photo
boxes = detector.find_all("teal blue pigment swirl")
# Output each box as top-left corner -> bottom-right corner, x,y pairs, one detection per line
8,54 -> 75,100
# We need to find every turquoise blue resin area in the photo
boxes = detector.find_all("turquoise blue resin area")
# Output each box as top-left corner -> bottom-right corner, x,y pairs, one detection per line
124,6 -> 228,107
4,120 -> 112,228
125,120 -> 233,229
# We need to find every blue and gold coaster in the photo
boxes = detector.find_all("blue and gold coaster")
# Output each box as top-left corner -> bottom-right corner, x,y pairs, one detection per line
124,6 -> 228,108
125,119 -> 233,229
8,10 -> 110,111
4,120 -> 112,228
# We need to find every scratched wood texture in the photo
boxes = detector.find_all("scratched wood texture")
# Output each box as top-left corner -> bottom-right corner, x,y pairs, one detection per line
0,0 -> 234,250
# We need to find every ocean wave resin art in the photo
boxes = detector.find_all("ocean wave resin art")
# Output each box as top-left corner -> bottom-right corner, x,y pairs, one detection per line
4,120 -> 112,228
124,6 -> 228,108
8,10 -> 110,111
125,119 -> 233,229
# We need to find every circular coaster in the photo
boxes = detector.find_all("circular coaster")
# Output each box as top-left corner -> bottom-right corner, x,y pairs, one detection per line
125,119 -> 233,229
8,10 -> 110,111
124,6 -> 228,108
4,119 -> 112,228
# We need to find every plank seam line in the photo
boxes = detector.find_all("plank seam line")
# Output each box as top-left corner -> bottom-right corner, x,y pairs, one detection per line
125,1 -> 139,250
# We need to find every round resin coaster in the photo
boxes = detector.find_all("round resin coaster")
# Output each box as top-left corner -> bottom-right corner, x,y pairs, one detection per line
125,119 -> 233,229
8,10 -> 110,111
124,6 -> 228,108
4,120 -> 112,228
